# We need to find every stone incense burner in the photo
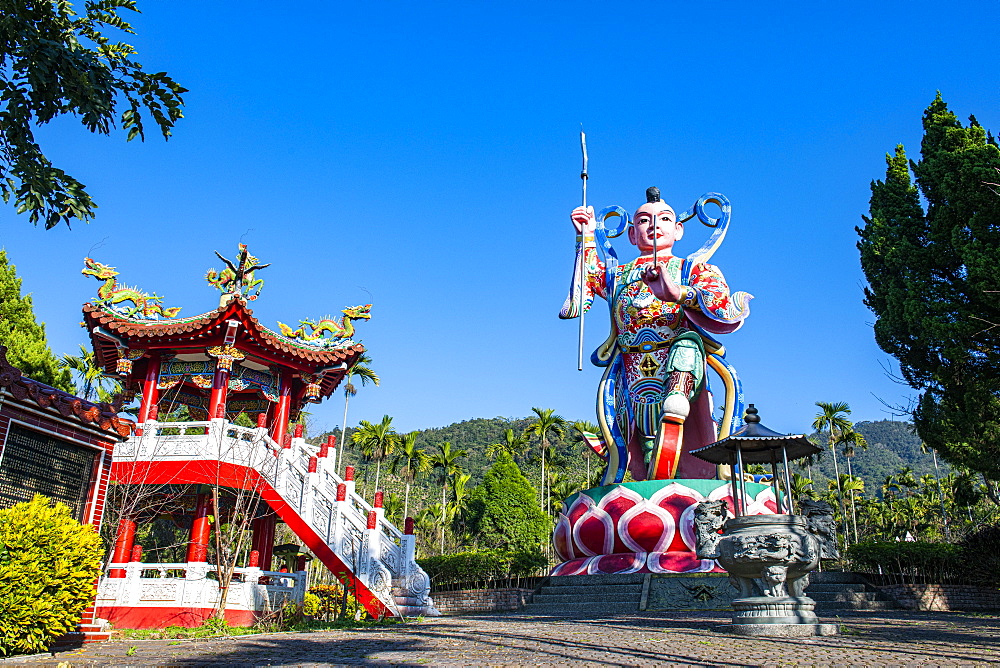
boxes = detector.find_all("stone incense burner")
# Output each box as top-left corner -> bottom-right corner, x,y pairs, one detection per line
689,404 -> 840,636
695,500 -> 838,627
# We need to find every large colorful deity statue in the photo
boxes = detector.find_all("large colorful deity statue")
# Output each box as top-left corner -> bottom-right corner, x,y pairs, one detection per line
561,187 -> 752,483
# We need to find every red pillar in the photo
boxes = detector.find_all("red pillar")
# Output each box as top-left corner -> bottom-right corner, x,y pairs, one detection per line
269,370 -> 292,446
207,365 -> 230,421
251,513 -> 276,571
186,494 -> 212,563
137,353 -> 161,423
109,517 -> 136,578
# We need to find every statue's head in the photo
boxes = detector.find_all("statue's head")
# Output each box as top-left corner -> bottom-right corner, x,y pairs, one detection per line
628,186 -> 683,254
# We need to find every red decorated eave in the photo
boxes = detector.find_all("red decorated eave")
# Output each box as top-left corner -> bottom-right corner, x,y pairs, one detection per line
0,345 -> 133,438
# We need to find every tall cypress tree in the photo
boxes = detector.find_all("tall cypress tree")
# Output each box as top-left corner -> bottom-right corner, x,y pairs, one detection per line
0,250 -> 73,392
858,94 -> 1000,479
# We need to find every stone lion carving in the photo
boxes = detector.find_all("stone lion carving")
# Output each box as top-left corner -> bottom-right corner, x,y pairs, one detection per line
759,564 -> 788,598
694,499 -> 728,559
800,499 -> 839,560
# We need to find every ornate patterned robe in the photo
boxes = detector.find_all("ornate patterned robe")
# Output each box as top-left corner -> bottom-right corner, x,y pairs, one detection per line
560,234 -> 751,479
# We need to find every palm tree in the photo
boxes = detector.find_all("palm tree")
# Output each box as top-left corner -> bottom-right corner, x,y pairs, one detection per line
572,420 -> 600,484
431,441 -> 467,554
390,431 -> 431,520
451,473 -> 472,512
920,441 -> 951,539
415,504 -> 443,557
834,429 -> 867,544
486,428 -> 529,462
60,345 -> 123,403
449,472 -> 473,545
383,492 -> 404,525
812,401 -> 853,544
790,473 -> 816,511
895,467 -> 918,491
549,476 -> 579,516
798,436 -> 824,489
351,415 -> 397,493
882,473 -> 902,501
524,407 -> 567,516
835,474 -> 866,543
339,354 -> 379,473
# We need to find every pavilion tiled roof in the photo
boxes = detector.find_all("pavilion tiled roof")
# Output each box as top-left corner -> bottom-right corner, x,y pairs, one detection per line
0,345 -> 133,439
82,297 -> 364,366
82,297 -> 363,401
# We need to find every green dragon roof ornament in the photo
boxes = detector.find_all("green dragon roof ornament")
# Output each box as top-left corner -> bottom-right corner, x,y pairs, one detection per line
83,257 -> 182,320
277,304 -> 372,349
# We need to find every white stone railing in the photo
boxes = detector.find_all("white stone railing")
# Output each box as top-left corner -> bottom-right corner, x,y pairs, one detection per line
110,419 -> 435,616
96,562 -> 306,613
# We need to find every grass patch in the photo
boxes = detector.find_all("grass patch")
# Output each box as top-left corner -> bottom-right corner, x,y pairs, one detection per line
116,624 -> 260,640
115,617 -> 406,640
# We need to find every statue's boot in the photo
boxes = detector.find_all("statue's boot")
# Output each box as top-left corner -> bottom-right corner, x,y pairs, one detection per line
647,371 -> 694,480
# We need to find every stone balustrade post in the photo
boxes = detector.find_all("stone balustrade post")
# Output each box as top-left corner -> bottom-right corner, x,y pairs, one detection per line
344,466 -> 356,497
137,406 -> 158,458
317,434 -> 334,478
291,423 -> 306,460
332,482 -> 350,563
402,517 -> 417,575
274,441 -> 289,495
123,560 -> 143,605
243,563 -> 263,610
303,455 -> 318,525
372,492 -> 386,531
360,509 -> 377,586
208,414 -> 227,461
292,568 -> 308,605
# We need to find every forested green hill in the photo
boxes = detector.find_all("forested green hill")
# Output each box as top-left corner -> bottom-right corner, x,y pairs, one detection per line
800,420 -> 946,496
317,416 -> 938,517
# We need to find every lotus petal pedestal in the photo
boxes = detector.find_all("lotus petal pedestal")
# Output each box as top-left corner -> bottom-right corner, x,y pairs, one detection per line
552,479 -> 778,576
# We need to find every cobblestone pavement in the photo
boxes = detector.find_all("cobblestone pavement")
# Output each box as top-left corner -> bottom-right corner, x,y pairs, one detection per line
6,611 -> 1000,667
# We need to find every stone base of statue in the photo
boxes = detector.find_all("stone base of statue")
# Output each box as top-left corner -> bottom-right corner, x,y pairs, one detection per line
552,480 -> 778,576
732,595 -> 818,624
716,622 -> 840,637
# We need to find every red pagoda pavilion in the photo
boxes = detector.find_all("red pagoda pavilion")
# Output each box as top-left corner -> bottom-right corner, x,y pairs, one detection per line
84,245 -> 436,628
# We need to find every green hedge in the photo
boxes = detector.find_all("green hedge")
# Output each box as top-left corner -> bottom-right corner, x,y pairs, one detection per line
960,525 -> 1000,586
418,549 -> 547,587
847,540 -> 964,583
0,495 -> 103,655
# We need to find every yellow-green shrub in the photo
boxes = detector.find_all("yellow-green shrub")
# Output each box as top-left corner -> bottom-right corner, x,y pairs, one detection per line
303,592 -> 321,617
0,495 -> 102,655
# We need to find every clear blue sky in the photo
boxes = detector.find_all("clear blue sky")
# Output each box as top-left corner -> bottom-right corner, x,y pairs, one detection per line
1,0 -> 997,436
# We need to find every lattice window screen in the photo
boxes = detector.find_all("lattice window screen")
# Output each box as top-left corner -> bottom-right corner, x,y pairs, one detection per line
0,425 -> 96,520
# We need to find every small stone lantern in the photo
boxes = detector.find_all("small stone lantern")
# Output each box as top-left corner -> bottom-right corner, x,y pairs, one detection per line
690,404 -> 840,637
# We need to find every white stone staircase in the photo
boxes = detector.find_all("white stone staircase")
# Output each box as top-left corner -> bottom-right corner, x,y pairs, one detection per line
108,418 -> 438,618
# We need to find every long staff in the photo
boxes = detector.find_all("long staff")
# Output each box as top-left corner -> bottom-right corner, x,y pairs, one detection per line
578,129 -> 588,371
652,196 -> 658,270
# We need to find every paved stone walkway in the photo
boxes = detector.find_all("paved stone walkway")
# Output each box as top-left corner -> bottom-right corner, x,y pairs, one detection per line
6,611 -> 1000,666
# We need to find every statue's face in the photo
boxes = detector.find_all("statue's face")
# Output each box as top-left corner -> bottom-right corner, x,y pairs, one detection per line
629,202 -> 683,254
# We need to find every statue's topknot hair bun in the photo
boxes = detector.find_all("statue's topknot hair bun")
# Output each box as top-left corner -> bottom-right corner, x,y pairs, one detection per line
646,186 -> 661,203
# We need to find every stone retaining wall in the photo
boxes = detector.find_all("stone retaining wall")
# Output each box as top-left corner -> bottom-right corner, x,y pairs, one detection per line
431,588 -> 533,615
880,584 -> 1000,611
